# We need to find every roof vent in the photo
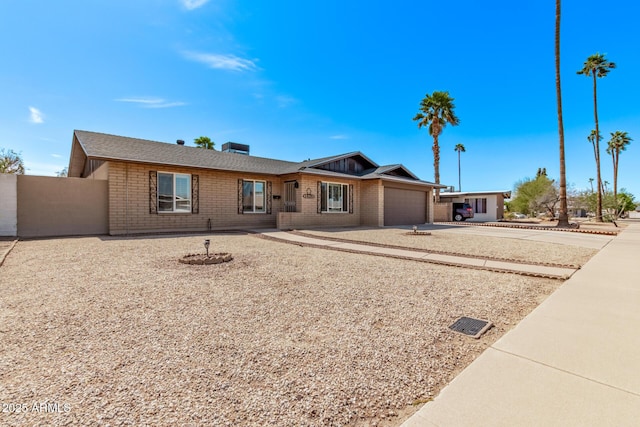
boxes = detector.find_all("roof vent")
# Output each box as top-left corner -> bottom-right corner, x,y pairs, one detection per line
222,142 -> 250,155
176,140 -> 185,146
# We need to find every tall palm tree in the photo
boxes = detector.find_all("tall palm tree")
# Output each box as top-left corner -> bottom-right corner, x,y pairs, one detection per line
606,131 -> 633,216
413,91 -> 460,199
577,53 -> 616,222
587,130 -> 603,195
194,136 -> 215,150
588,178 -> 594,193
454,143 -> 466,191
555,0 -> 569,227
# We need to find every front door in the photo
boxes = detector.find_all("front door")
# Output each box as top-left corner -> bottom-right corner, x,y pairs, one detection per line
284,181 -> 297,212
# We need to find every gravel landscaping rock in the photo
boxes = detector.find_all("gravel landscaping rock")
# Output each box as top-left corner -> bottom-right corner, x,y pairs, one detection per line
1,233 -> 562,426
300,228 -> 598,266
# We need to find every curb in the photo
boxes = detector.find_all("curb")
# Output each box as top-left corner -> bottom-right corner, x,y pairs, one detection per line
0,239 -> 18,268
435,221 -> 619,236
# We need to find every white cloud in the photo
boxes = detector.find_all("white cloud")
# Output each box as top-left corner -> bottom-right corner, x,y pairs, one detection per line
182,51 -> 258,72
115,97 -> 187,108
29,106 -> 44,124
330,134 -> 349,140
51,154 -> 62,158
275,95 -> 297,108
180,0 -> 209,10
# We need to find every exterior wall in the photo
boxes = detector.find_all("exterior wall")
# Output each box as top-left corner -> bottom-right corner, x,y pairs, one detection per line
108,161 -> 283,235
496,194 -> 505,220
360,180 -> 384,226
88,161 -> 109,180
0,174 -> 18,236
17,175 -> 108,237
277,174 -> 361,229
434,202 -> 452,222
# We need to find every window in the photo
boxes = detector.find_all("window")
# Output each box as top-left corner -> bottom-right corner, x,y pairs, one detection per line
242,180 -> 266,213
465,197 -> 487,214
158,172 -> 191,212
320,182 -> 349,212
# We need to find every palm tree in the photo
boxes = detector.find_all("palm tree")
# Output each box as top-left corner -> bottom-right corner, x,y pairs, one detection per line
413,91 -> 460,199
587,130 -> 603,196
588,178 -> 594,193
454,143 -> 465,191
577,53 -> 616,222
194,136 -> 215,150
606,131 -> 633,216
555,0 -> 569,227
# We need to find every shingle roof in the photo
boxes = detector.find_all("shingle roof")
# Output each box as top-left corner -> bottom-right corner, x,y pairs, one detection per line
71,130 -> 439,187
73,130 -> 298,175
361,164 -> 419,180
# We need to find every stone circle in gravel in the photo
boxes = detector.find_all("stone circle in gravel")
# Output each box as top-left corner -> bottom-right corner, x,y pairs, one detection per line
179,252 -> 233,265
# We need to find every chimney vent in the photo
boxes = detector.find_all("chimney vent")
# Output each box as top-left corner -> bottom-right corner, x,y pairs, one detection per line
176,140 -> 185,146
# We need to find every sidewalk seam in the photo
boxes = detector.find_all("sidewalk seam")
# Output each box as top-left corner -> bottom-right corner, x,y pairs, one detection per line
491,346 -> 640,398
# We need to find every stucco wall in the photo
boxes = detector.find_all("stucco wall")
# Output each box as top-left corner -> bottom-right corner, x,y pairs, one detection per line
17,175 -> 108,237
0,173 -> 18,236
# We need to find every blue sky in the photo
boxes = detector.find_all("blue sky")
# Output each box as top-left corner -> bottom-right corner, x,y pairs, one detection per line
2,1 -> 639,197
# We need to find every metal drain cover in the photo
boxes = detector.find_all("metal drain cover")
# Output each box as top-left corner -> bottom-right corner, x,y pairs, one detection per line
449,317 -> 493,339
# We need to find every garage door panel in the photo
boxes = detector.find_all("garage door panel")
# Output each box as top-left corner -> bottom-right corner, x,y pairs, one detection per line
384,187 -> 427,226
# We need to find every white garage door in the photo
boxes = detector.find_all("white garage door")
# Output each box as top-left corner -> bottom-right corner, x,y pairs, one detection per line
384,187 -> 427,226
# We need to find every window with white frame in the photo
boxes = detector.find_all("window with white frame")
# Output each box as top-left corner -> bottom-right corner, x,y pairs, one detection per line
320,182 -> 348,212
242,180 -> 266,213
158,172 -> 191,212
465,197 -> 487,214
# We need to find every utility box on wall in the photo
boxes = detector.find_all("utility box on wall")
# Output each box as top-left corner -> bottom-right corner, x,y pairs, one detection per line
0,173 -> 18,236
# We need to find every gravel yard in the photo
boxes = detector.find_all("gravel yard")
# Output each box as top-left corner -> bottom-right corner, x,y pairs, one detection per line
1,233 -> 562,426
299,228 -> 598,266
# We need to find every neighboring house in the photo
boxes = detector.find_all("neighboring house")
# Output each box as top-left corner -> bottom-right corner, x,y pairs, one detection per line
439,190 -> 512,222
67,130 -> 443,235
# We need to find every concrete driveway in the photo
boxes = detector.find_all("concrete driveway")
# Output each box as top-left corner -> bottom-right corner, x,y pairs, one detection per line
412,224 -> 615,250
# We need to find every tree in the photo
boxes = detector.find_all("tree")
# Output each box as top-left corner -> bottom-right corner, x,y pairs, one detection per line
616,189 -> 636,215
413,91 -> 460,199
511,174 -> 558,217
194,136 -> 215,150
606,131 -> 632,216
555,0 -> 570,227
577,53 -> 616,222
454,143 -> 465,191
56,167 -> 68,177
0,148 -> 25,174
588,178 -> 594,193
587,130 -> 604,196
577,188 -> 635,219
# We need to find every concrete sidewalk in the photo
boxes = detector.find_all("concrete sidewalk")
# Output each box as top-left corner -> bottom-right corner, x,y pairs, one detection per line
258,230 -> 579,279
402,222 -> 640,426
